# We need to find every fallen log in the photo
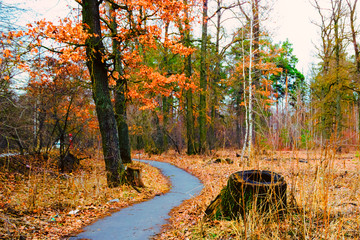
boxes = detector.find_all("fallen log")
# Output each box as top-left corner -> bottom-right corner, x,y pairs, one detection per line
204,170 -> 287,220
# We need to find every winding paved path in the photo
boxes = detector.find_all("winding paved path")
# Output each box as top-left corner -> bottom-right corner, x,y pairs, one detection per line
70,159 -> 203,240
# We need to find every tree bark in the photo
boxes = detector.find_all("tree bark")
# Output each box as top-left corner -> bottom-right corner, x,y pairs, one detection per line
199,0 -> 208,154
208,0 -> 222,150
161,22 -> 170,152
347,0 -> 360,139
252,0 -> 260,87
186,86 -> 196,155
251,0 -> 261,148
115,88 -> 132,164
348,0 -> 360,73
333,0 -> 342,135
108,3 -> 132,164
162,95 -> 169,151
240,26 -> 249,161
183,0 -> 196,155
204,170 -> 287,220
152,112 -> 165,154
82,0 -> 125,187
248,15 -> 254,156
126,167 -> 145,189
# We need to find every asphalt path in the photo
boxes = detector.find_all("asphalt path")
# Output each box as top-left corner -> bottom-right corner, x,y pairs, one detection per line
70,159 -> 203,240
0,153 -> 20,157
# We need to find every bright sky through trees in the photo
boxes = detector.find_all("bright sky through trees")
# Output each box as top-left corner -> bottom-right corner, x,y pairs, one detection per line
272,0 -> 319,74
1,0 -> 360,236
5,0 -> 319,75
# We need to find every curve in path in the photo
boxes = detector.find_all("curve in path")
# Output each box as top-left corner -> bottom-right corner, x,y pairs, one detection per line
70,159 -> 203,240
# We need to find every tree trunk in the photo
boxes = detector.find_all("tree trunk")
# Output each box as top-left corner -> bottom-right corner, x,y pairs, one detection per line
358,97 -> 360,142
348,0 -> 360,73
152,112 -> 165,154
248,15 -> 254,156
240,27 -> 249,161
348,0 -> 360,140
199,0 -> 208,154
186,88 -> 196,155
334,2 -> 342,135
251,0 -> 260,148
183,0 -> 196,155
115,90 -> 132,164
34,106 -> 46,153
161,23 -> 170,151
235,92 -> 243,149
126,167 -> 145,189
82,0 -> 125,187
252,0 -> 260,87
58,152 -> 79,173
107,2 -> 132,164
204,170 -> 287,220
208,0 -> 222,150
162,95 -> 169,151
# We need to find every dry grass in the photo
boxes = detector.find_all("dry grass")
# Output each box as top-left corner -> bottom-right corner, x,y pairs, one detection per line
149,149 -> 360,239
0,150 -> 170,239
2,148 -> 359,239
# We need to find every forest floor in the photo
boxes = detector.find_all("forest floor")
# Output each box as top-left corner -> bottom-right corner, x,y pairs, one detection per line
0,150 -> 170,239
147,149 -> 360,239
0,149 -> 359,239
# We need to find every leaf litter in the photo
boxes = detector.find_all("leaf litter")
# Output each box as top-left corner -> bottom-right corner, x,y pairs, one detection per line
1,149 -> 359,239
0,151 -> 170,239
148,149 -> 360,239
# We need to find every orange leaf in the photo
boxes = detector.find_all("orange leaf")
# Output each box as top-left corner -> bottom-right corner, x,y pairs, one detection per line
113,71 -> 119,79
3,48 -> 12,58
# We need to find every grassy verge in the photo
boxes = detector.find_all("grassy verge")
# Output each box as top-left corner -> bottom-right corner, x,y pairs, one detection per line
149,149 -> 360,239
0,151 -> 170,239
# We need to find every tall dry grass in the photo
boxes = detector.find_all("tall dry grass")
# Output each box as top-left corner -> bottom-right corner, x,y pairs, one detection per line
0,151 -> 170,239
151,148 -> 360,239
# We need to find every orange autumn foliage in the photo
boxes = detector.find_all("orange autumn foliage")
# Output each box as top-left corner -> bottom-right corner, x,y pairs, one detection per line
15,0 -> 194,112
25,54 -> 98,139
233,40 -> 283,109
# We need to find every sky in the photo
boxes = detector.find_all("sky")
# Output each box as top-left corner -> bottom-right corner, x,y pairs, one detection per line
4,0 -> 320,75
3,0 -> 78,25
272,0 -> 319,74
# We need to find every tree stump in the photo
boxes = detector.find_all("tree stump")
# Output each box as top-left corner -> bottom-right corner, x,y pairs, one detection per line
204,170 -> 287,220
126,167 -> 145,188
58,152 -> 79,173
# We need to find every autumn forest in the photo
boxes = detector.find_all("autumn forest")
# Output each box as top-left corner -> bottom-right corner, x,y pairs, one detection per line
1,0 -> 360,239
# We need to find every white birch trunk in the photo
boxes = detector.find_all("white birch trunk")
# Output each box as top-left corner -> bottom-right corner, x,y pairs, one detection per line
248,15 -> 253,157
241,26 -> 248,162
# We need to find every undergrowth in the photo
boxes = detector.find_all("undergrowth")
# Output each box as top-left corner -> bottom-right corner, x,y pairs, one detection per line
150,149 -> 360,239
0,150 -> 170,239
2,148 -> 359,239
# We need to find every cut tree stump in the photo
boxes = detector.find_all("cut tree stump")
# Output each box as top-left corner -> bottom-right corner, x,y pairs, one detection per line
126,167 -> 145,188
204,170 -> 287,220
58,152 -> 79,173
